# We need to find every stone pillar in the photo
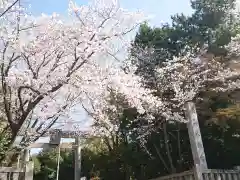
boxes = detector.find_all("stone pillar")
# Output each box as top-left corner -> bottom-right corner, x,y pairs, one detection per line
184,101 -> 208,171
23,148 -> 33,180
193,164 -> 203,180
24,161 -> 34,180
13,173 -> 19,180
74,137 -> 81,180
23,149 -> 30,162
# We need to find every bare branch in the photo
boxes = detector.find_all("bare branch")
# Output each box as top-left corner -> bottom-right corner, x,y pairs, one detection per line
0,0 -> 19,17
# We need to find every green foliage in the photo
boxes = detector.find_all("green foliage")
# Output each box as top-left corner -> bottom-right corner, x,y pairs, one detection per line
0,132 -> 10,160
32,157 -> 41,174
0,123 -> 12,164
34,149 -> 74,180
134,0 -> 239,67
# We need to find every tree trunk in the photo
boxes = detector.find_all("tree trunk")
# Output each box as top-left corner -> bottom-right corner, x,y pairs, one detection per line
163,121 -> 176,173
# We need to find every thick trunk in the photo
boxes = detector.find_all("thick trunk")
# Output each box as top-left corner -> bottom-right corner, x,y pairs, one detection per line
163,121 -> 176,173
177,123 -> 183,171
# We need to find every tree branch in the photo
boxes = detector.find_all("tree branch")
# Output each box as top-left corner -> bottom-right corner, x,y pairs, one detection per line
153,143 -> 170,173
0,0 -> 19,17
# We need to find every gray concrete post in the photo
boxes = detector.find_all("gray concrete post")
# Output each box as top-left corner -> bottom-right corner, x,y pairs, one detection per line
184,101 -> 207,180
74,137 -> 81,180
24,161 -> 34,180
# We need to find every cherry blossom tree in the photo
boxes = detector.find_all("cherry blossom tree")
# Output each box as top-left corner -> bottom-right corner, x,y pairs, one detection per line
83,45 -> 240,160
128,45 -> 240,133
0,0 -> 158,146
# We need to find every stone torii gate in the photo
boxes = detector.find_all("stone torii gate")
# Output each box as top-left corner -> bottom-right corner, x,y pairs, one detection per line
22,130 -> 84,180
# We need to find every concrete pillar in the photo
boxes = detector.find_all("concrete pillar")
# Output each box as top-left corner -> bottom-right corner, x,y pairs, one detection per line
23,148 -> 33,180
193,164 -> 203,180
74,137 -> 81,180
24,161 -> 34,180
23,148 -> 30,162
185,101 -> 207,180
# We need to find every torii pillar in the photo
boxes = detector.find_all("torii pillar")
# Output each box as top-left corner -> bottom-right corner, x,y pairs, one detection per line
74,137 -> 81,180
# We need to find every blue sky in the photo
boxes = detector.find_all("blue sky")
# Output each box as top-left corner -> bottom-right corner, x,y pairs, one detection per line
29,0 -> 193,26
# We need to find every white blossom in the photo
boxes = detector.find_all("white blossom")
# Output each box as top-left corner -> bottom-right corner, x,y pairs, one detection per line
0,0 -> 150,141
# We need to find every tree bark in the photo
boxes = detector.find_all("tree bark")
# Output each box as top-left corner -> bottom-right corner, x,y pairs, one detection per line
163,121 -> 176,173
177,123 -> 183,170
153,143 -> 170,173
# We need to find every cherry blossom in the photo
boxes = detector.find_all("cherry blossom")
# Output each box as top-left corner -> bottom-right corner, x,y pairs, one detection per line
130,45 -> 240,125
2,0 -> 238,146
0,0 -> 151,144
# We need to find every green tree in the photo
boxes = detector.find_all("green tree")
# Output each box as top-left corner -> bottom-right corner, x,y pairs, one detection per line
133,0 -> 239,72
